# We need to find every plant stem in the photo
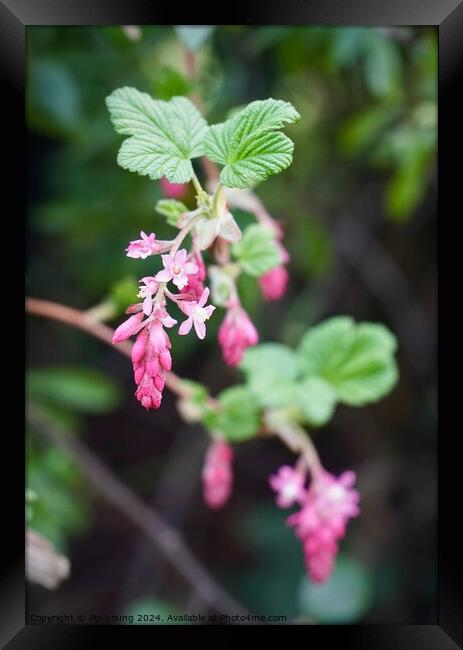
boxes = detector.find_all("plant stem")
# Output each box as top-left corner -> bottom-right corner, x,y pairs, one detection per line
26,297 -> 194,401
170,213 -> 202,257
211,182 -> 223,215
272,422 -> 322,478
191,172 -> 203,196
84,300 -> 116,323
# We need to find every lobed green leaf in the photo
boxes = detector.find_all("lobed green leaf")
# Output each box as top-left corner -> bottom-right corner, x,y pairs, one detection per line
106,87 -> 207,184
205,98 -> 300,188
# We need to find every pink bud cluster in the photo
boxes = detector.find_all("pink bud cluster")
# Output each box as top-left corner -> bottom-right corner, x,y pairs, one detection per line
218,301 -> 259,367
269,465 -> 360,584
202,440 -> 234,509
132,311 -> 174,410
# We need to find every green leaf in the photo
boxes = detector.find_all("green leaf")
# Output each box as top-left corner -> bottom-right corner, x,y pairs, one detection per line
247,376 -> 297,410
204,98 -> 300,189
175,26 -> 215,52
155,198 -> 188,226
298,555 -> 373,623
298,317 -> 356,377
241,343 -> 298,379
204,386 -> 261,442
106,87 -> 207,183
240,344 -> 298,409
232,224 -> 281,276
295,377 -> 337,426
27,366 -> 121,413
298,318 -> 398,406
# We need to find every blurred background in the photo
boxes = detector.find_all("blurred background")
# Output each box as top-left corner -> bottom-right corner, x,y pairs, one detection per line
26,26 -> 437,624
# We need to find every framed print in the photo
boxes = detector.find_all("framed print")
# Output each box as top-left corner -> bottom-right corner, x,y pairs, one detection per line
1,0 -> 458,645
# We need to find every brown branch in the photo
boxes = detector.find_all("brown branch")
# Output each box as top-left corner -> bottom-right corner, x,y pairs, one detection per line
26,297 -> 213,404
29,405 -> 249,617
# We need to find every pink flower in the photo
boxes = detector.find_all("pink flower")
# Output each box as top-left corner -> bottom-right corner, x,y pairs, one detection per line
259,266 -> 289,301
160,177 -> 188,200
269,465 -> 307,508
178,288 -> 216,340
288,470 -> 360,583
184,252 -> 206,300
137,276 -> 158,316
202,440 -> 234,509
131,306 -> 177,410
218,304 -> 259,367
126,232 -> 163,259
112,312 -> 144,343
155,249 -> 199,290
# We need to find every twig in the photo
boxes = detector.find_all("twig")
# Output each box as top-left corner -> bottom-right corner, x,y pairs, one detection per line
26,297 -> 214,405
29,405 -> 249,617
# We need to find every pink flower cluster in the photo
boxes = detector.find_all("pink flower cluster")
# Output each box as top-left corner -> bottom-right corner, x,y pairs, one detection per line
113,299 -> 176,410
218,301 -> 259,367
202,440 -> 234,509
113,234 -> 215,410
131,309 -> 175,410
269,465 -> 360,584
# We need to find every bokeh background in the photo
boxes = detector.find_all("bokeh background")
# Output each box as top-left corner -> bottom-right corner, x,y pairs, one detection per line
26,26 -> 437,624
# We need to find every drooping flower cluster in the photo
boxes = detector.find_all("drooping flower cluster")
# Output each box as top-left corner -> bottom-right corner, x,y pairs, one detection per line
269,464 -> 360,584
112,227 -> 215,409
218,300 -> 259,367
202,439 -> 234,509
131,307 -> 175,410
113,180 -> 289,409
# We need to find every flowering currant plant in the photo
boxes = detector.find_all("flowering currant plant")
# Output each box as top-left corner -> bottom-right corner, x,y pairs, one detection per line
106,88 -> 399,584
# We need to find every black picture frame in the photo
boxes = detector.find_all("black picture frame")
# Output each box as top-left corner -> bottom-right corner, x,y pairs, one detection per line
4,0 -> 456,645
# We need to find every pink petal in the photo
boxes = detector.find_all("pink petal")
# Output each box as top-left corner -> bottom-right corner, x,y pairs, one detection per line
161,253 -> 173,268
173,275 -> 188,290
179,318 -> 193,336
194,319 -> 206,340
198,287 -> 210,307
185,261 -> 199,275
155,269 -> 172,283
125,303 -> 143,314
176,249 -> 187,264
161,314 -> 177,328
143,296 -> 153,316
